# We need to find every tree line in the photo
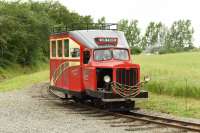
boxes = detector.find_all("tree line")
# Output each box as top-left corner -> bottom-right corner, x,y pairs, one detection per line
118,19 -> 195,54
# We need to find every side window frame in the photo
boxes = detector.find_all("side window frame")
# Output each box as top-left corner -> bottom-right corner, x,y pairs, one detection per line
70,48 -> 80,58
69,39 -> 80,59
57,39 -> 63,58
50,40 -> 57,58
64,39 -> 69,58
51,37 -> 81,59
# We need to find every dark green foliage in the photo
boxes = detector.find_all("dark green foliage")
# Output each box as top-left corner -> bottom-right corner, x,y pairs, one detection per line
164,20 -> 194,53
118,19 -> 141,48
141,22 -> 167,49
0,0 -> 93,67
158,48 -> 168,54
130,46 -> 142,55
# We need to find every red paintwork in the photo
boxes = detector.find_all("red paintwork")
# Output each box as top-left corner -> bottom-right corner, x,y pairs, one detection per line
83,66 -> 96,91
50,59 -> 82,92
49,32 -> 140,95
83,60 -> 140,92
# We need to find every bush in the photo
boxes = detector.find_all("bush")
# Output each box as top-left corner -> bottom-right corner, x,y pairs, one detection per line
158,48 -> 168,54
184,45 -> 195,51
131,46 -> 142,55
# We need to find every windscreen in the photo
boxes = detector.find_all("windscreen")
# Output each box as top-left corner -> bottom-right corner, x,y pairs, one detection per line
94,49 -> 112,61
94,49 -> 129,61
113,49 -> 129,60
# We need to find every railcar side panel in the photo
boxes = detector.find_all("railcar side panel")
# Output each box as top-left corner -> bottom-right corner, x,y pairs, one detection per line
67,65 -> 82,92
83,67 -> 96,91
50,35 -> 83,93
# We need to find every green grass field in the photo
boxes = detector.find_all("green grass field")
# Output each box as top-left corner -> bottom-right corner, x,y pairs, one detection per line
133,52 -> 200,99
137,92 -> 200,118
133,52 -> 200,118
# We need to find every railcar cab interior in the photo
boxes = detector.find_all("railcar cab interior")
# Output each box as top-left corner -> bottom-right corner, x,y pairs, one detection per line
83,50 -> 91,64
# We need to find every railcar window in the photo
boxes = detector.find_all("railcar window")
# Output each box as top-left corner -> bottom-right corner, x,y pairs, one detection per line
70,48 -> 80,57
51,41 -> 56,57
113,49 -> 129,60
64,39 -> 69,57
94,49 -> 129,61
94,50 -> 112,61
57,40 -> 63,57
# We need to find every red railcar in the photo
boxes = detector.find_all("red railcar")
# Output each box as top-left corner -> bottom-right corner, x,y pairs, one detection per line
49,24 -> 148,110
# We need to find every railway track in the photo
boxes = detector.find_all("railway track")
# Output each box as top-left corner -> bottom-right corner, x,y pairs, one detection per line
112,112 -> 200,132
44,87 -> 200,132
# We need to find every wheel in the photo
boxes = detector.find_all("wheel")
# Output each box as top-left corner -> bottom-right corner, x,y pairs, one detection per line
65,94 -> 68,99
72,96 -> 84,103
106,101 -> 135,112
90,98 -> 104,108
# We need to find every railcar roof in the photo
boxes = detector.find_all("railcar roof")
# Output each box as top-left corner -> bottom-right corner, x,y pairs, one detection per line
68,30 -> 129,49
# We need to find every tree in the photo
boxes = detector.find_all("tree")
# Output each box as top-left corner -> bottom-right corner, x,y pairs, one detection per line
118,19 -> 141,47
165,20 -> 194,52
97,16 -> 106,24
118,19 -> 129,32
141,22 -> 167,49
126,20 -> 141,48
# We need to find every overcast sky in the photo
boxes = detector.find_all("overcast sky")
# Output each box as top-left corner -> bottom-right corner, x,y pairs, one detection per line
56,0 -> 200,46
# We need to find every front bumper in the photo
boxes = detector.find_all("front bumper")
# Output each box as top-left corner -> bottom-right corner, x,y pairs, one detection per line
86,89 -> 148,102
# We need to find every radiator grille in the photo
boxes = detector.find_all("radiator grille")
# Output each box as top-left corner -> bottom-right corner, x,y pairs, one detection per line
116,68 -> 138,86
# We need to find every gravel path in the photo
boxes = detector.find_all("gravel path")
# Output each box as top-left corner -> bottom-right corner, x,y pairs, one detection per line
0,82 -> 197,133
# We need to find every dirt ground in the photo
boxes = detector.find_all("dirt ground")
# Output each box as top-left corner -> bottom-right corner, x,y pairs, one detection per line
0,82 -> 195,133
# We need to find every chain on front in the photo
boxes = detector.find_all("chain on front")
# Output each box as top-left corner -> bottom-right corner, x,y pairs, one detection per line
110,81 -> 140,98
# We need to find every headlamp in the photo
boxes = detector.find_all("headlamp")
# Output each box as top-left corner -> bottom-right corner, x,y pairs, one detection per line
104,75 -> 111,83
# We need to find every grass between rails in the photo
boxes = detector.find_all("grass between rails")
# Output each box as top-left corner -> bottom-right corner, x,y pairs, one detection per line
137,92 -> 200,119
133,52 -> 200,99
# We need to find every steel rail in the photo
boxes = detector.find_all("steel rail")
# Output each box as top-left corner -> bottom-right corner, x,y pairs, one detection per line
131,112 -> 200,127
111,112 -> 200,132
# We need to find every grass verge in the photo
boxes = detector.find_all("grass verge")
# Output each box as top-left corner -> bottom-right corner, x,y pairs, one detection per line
0,62 -> 48,81
0,70 -> 49,92
137,92 -> 200,119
